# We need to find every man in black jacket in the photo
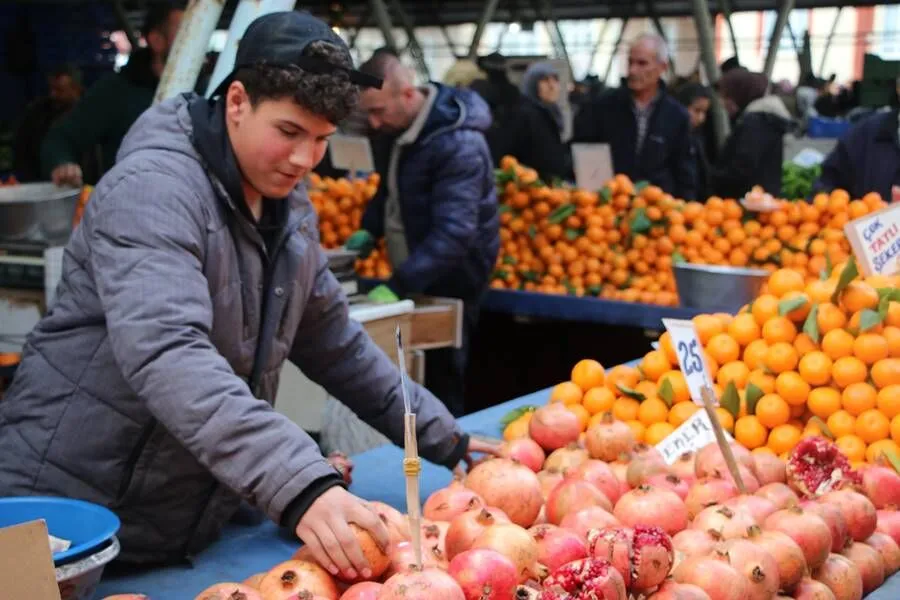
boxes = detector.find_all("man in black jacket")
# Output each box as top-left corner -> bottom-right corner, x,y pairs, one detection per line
573,34 -> 697,200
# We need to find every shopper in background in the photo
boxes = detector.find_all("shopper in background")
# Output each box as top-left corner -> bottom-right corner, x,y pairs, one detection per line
470,52 -> 523,167
710,69 -> 794,199
675,83 -> 712,202
40,1 -> 185,186
349,52 -> 499,418
573,34 -> 697,200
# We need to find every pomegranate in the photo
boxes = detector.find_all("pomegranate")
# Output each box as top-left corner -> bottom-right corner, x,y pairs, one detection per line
684,478 -> 739,519
714,539 -> 780,600
340,582 -> 381,600
529,404 -> 582,451
471,523 -> 547,582
423,479 -> 483,522
793,577 -> 838,600
445,506 -> 509,559
626,456 -> 671,488
608,458 -> 631,494
752,453 -> 787,485
568,460 -> 623,504
860,466 -> 900,509
543,443 -> 590,473
538,469 -> 566,499
694,443 -> 755,480
646,473 -> 690,500
243,573 -> 265,589
754,482 -> 799,509
546,478 -> 613,524
193,584 -> 262,600
691,504 -> 757,540
631,442 -> 664,463
865,532 -> 900,575
841,542 -> 885,595
331,524 -> 390,583
529,524 -> 588,571
722,494 -> 778,524
464,458 -> 543,528
672,529 -> 722,557
259,561 -> 339,600
379,567 -> 464,600
812,554 -> 863,600
369,501 -> 411,544
764,507 -> 833,570
501,438 -> 546,473
587,525 -> 674,593
820,490 -> 878,542
670,451 -> 698,482
672,555 -> 752,600
385,540 -> 448,577
539,558 -> 627,600
876,509 -> 900,545
584,414 -> 635,462
420,521 -> 449,561
646,581 -> 712,600
448,548 -> 518,600
710,465 -> 760,494
800,500 -> 850,552
614,485 -> 689,535
560,506 -> 619,540
746,527 -> 807,593
786,437 -> 861,498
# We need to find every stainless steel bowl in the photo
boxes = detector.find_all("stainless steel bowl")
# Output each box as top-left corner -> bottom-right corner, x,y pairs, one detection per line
0,182 -> 80,244
673,263 -> 769,313
325,248 -> 359,272
55,536 -> 120,600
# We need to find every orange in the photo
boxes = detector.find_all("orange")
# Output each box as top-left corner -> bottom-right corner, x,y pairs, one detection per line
883,326 -> 900,357
734,415 -> 768,449
866,439 -> 900,464
567,403 -> 591,431
717,361 -> 751,388
706,333 -> 741,365
768,268 -> 805,297
550,381 -> 584,405
645,422 -> 676,445
503,412 -> 533,440
780,291 -> 811,322
752,294 -> 780,326
748,369 -> 776,394
835,434 -> 867,462
693,314 -> 725,345
765,342 -> 799,374
638,397 -> 670,426
827,410 -> 857,439
806,279 -> 837,304
822,329 -> 855,360
756,393 -> 792,428
893,414 -> 900,444
659,370 -> 691,404
668,401 -> 700,427
715,407 -> 735,432
853,333 -> 890,366
626,420 -> 647,442
887,302 -> 900,328
613,397 -> 640,421
635,380 -> 659,400
793,333 -> 818,357
871,358 -> 900,389
743,339 -> 770,370
583,387 -> 616,415
641,350 -> 672,382
798,351 -> 834,386
876,384 -> 900,419
841,382 -> 878,416
774,371 -> 811,406
808,387 -> 842,419
571,359 -> 606,391
832,356 -> 868,389
753,446 -> 777,456
855,409 -> 891,443
849,310 -> 884,335
659,331 -> 678,364
728,313 -> 762,347
840,281 -> 879,313
816,303 -> 848,334
768,424 -> 802,455
606,365 -> 641,394
762,316 -> 798,345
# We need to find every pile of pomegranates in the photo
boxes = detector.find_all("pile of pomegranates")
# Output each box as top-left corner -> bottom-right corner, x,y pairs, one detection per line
102,427 -> 899,600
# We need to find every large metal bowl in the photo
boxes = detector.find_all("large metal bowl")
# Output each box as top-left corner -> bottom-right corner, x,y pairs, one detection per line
674,262 -> 769,313
56,537 -> 120,600
0,182 -> 80,244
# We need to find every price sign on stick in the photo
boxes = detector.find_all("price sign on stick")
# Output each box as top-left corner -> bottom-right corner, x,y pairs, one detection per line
655,408 -> 735,465
844,203 -> 900,277
662,318 -> 714,405
572,143 -> 614,192
395,326 -> 423,569
700,386 -> 748,494
328,134 -> 375,173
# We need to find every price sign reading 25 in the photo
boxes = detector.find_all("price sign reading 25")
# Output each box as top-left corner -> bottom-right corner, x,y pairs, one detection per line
662,318 -> 714,405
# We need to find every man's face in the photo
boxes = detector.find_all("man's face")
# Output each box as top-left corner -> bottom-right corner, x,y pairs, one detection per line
147,9 -> 185,64
627,42 -> 665,95
49,74 -> 81,107
226,84 -> 335,199
360,84 -> 414,134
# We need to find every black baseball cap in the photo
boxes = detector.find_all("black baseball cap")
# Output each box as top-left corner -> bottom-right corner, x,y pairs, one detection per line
211,10 -> 382,98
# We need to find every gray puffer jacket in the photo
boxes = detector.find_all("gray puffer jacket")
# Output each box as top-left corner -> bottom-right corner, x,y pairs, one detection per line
0,94 -> 465,564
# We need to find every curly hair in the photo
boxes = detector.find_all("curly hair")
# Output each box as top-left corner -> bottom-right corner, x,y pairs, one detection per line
234,41 -> 359,124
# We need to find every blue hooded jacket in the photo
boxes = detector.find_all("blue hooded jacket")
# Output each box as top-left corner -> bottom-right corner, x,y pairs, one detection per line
362,83 -> 499,301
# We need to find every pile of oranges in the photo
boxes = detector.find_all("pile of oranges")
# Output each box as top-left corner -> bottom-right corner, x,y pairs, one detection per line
307,172 -> 379,249
507,264 -> 900,465
490,156 -> 889,306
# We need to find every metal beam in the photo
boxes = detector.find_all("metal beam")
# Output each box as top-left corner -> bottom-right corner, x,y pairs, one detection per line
155,0 -> 225,104
586,19 -> 611,77
719,0 -> 740,61
690,0 -> 730,149
645,0 -> 675,76
468,0 -> 502,59
819,6 -> 843,75
370,0 -> 399,54
603,18 -> 628,85
389,0 -> 431,80
763,0 -> 796,79
532,0 -> 573,80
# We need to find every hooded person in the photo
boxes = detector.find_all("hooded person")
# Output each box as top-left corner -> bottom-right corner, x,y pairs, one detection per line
0,10 -> 497,572
710,69 -> 794,199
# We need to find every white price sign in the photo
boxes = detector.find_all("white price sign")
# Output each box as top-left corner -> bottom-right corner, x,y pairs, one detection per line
328,134 -> 375,173
572,143 -> 614,192
655,409 -> 735,465
844,203 -> 900,277
662,318 -> 714,405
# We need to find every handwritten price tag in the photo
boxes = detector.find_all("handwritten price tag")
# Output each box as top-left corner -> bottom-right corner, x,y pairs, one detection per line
655,408 -> 735,465
662,318 -> 714,405
572,143 -> 614,192
845,203 -> 900,277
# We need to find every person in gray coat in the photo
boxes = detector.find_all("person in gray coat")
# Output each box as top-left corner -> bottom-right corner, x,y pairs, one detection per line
0,12 -> 495,576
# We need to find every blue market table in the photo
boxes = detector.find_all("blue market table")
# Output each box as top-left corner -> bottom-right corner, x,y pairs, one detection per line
94,384 -> 900,599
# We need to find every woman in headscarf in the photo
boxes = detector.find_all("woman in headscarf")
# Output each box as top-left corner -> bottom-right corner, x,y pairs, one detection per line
505,61 -> 573,182
710,69 -> 794,198
675,83 -> 712,201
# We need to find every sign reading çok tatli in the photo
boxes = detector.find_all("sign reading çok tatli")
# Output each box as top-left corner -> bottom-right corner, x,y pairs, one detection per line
845,203 -> 900,276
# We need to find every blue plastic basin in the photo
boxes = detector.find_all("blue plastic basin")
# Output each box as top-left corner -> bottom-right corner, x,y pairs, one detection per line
0,496 -> 120,564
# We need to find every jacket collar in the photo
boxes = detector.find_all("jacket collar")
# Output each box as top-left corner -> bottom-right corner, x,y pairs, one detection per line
397,83 -> 439,146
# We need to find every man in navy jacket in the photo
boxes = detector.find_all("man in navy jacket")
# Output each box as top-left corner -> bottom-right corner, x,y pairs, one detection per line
573,34 -> 697,200
348,54 -> 499,417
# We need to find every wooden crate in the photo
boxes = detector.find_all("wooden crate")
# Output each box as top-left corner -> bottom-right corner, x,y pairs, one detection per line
409,295 -> 463,350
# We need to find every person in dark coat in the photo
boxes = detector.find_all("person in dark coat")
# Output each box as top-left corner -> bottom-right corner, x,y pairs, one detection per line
350,53 -> 499,417
573,34 -> 697,199
506,61 -> 573,182
813,109 -> 900,202
676,83 -> 712,201
710,70 -> 794,199
470,52 -> 523,167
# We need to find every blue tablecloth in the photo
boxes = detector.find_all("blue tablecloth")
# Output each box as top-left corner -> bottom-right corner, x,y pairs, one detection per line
94,384 -> 900,599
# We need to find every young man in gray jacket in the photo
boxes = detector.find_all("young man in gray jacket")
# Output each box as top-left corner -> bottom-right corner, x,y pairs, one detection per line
0,11 -> 494,578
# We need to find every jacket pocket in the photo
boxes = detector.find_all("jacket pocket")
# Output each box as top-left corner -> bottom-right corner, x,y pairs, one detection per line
116,420 -> 157,502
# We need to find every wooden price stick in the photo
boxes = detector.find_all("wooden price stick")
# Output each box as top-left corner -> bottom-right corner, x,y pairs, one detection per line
396,326 -> 423,569
699,385 -> 747,494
